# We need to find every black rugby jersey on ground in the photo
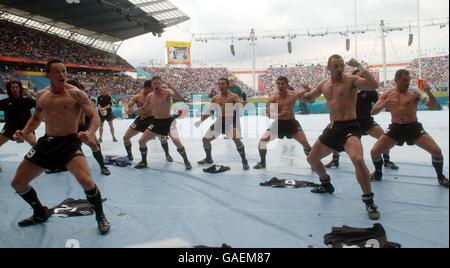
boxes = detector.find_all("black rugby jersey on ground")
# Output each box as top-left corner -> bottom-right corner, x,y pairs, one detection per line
324,224 -> 401,248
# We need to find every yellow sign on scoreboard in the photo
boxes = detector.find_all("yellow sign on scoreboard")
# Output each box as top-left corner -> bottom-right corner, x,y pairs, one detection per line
165,41 -> 191,65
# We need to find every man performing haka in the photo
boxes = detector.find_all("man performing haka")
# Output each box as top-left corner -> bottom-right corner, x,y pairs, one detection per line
326,70 -> 399,170
132,77 -> 192,170
44,79 -> 111,176
254,76 -> 312,170
123,80 -> 174,162
11,59 -> 110,234
301,55 -> 381,220
370,69 -> 448,188
195,78 -> 249,171
0,81 -> 37,172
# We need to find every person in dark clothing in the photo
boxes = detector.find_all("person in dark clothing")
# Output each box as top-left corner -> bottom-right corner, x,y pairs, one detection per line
45,79 -> 110,176
11,59 -> 110,235
97,88 -> 117,143
326,70 -> 399,170
370,69 -> 448,188
301,56 -> 381,220
0,80 -> 37,172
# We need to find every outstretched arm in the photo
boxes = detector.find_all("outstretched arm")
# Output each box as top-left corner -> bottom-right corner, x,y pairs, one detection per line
371,92 -> 391,115
266,96 -> 275,118
125,95 -> 137,115
195,98 -> 216,127
14,107 -> 43,143
20,104 -> 43,136
17,90 -> 47,138
167,83 -> 188,102
301,82 -> 323,103
421,83 -> 440,110
348,58 -> 379,91
134,94 -> 152,116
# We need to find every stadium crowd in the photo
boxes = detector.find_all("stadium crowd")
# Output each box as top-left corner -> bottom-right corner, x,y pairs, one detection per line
144,67 -> 254,97
1,18 -> 448,97
1,52 -> 448,99
74,74 -> 143,98
258,56 -> 448,95
0,20 -> 132,70
407,56 -> 449,90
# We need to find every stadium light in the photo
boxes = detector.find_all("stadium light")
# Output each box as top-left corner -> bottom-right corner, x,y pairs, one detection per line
408,25 -> 414,46
230,44 -> 236,56
408,33 -> 414,46
287,33 -> 293,54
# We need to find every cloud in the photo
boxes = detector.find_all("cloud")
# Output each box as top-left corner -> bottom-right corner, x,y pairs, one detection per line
118,0 -> 449,67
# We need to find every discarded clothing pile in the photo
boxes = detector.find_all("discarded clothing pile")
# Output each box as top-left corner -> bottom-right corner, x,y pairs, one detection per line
194,243 -> 232,248
260,177 -> 321,188
104,155 -> 132,167
203,165 -> 231,174
324,224 -> 401,248
50,198 -> 107,218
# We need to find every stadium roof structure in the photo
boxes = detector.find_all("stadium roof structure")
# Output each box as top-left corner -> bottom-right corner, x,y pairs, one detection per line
0,0 -> 189,52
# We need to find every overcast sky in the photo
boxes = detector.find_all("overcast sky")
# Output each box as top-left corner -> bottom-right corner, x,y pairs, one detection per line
118,0 -> 449,68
